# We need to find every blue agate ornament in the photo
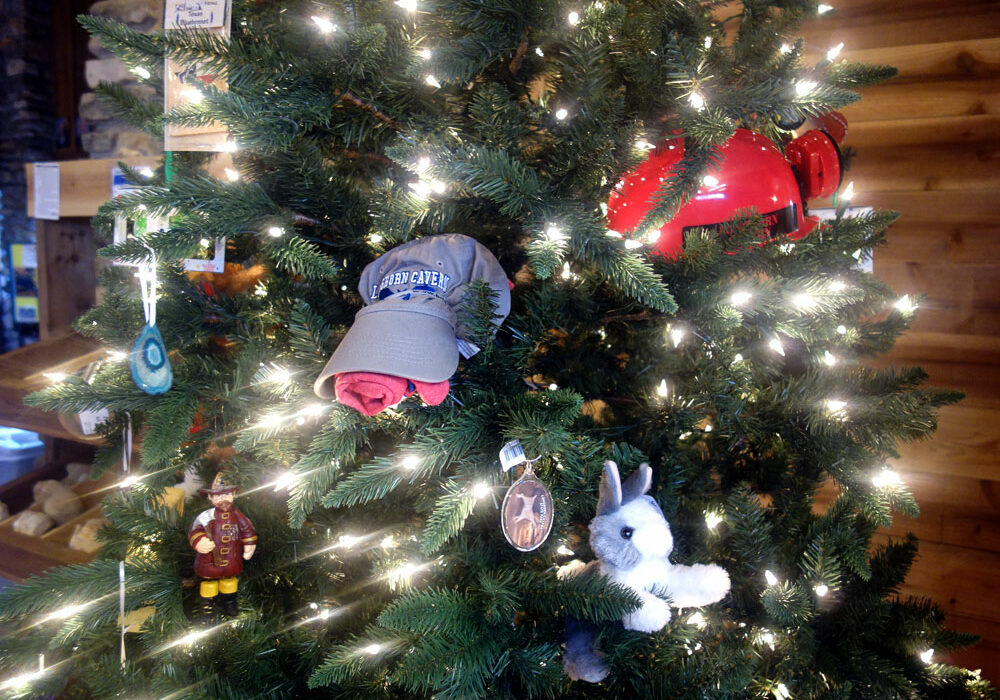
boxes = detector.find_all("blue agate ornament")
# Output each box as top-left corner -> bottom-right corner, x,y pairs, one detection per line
130,323 -> 172,394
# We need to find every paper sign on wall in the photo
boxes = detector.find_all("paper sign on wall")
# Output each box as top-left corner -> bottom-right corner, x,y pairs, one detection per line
33,163 -> 60,220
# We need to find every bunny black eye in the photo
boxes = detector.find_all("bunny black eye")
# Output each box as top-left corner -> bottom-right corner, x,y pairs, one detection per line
620,526 -> 634,540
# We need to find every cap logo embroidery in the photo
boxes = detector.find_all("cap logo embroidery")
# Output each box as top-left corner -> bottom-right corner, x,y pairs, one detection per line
371,269 -> 452,300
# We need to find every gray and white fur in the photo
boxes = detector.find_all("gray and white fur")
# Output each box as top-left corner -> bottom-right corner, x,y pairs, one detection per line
563,460 -> 731,683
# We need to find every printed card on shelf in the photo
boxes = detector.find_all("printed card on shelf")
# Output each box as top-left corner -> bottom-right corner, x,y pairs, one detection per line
163,0 -> 232,151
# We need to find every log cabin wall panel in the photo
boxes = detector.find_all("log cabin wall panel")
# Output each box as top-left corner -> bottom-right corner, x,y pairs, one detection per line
800,0 -> 1000,681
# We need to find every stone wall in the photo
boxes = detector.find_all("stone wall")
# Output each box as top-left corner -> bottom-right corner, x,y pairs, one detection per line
79,0 -> 162,158
0,0 -> 57,350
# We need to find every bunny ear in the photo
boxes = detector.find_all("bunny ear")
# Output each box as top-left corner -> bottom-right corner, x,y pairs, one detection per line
596,461 -> 622,516
620,462 -> 652,503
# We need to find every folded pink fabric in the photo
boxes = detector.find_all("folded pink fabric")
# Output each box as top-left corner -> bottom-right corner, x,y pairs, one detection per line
334,372 -> 450,416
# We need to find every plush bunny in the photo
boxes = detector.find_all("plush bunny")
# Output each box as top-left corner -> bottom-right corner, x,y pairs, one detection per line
562,460 -> 731,683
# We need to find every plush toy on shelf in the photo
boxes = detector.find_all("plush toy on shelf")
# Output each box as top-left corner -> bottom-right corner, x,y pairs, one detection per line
562,461 -> 731,683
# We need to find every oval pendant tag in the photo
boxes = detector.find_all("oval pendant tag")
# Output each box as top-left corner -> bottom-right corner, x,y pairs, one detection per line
501,470 -> 554,552
130,324 -> 172,395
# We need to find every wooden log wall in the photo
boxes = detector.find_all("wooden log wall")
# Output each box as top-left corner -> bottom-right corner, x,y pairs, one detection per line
799,0 -> 1000,682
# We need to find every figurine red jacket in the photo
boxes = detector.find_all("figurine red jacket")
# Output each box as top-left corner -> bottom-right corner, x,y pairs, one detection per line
188,506 -> 258,579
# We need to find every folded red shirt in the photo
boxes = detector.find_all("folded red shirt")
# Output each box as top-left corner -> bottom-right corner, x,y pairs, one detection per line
334,372 -> 450,416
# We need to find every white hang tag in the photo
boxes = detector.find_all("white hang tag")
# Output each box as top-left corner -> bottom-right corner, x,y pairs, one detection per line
499,440 -> 527,472
457,337 -> 481,359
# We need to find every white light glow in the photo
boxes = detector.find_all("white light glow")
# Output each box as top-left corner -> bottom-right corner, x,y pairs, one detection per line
535,46 -> 545,57
225,168 -> 239,182
836,324 -> 847,335
669,326 -> 686,347
826,42 -> 844,61
473,482 -> 491,499
842,181 -> 855,202
920,648 -> 934,664
732,353 -> 743,364
825,398 -> 848,414
138,166 -> 154,178
688,92 -> 705,110
415,156 -> 431,173
364,643 -> 383,655
829,279 -> 847,292
107,350 -> 128,361
131,66 -> 151,80
758,629 -> 776,649
793,293 -> 817,310
44,602 -> 89,621
381,535 -> 396,549
424,75 -> 441,88
337,534 -> 361,549
548,383 -> 559,391
545,224 -> 566,241
634,138 -> 654,150
872,468 -> 903,488
818,3 -> 834,14
272,471 -> 299,492
567,11 -> 579,25
779,44 -> 792,54
895,294 -> 917,314
687,612 -> 707,628
401,455 -> 420,471
823,351 -> 837,366
43,372 -> 68,383
429,179 -> 447,194
769,338 -> 785,356
555,107 -> 569,120
418,48 -> 432,60
624,239 -> 643,250
395,0 -> 417,11
656,379 -> 669,398
704,36 -> 713,49
409,180 -> 432,197
369,234 -> 384,245
556,544 -> 575,556
814,584 -> 830,597
731,290 -> 752,306
268,226 -> 284,238
311,16 -> 337,33
774,682 -> 791,700
561,262 -> 572,280
705,511 -> 723,529
765,570 -> 779,586
222,140 -> 238,153
701,175 -> 719,187
795,80 -> 818,97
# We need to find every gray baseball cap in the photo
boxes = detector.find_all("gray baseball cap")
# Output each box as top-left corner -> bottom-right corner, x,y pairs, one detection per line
313,233 -> 511,398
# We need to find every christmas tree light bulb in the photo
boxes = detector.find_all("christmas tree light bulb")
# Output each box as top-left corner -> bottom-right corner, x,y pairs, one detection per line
222,140 -> 238,153
381,535 -> 396,549
415,157 -> 431,172
418,48 -> 432,60
364,643 -> 383,655
765,570 -> 778,586
829,279 -> 847,292
311,16 -> 337,33
429,179 -> 447,194
656,379 -> 669,397
669,326 -> 686,347
895,295 -> 916,313
814,584 -> 829,597
425,75 -> 441,88
758,630 -> 776,649
704,36 -> 713,49
920,648 -> 934,664
769,338 -> 785,356
139,166 -> 154,178
688,92 -> 706,110
395,0 -> 417,11
779,44 -> 792,54
826,42 -> 844,61
43,372 -> 67,383
567,11 -> 579,25
731,290 -> 752,306
545,224 -> 565,241
823,351 -> 837,366
872,468 -> 902,488
836,324 -> 847,335
705,511 -> 723,529
473,482 -> 490,499
842,181 -> 855,202
535,46 -> 545,57
181,86 -> 203,103
732,353 -> 744,364
687,612 -> 707,628
634,138 -> 654,150
337,534 -> 361,548
818,3 -> 834,13
701,175 -> 719,187
647,229 -> 661,243
793,293 -> 817,310
268,226 -> 285,238
401,455 -> 420,471
825,399 -> 848,417
624,239 -> 643,249
774,682 -> 791,699
199,238 -> 211,248
554,107 -> 569,120
605,230 -> 623,239
131,66 -> 151,80
548,383 -> 559,390
561,262 -> 572,279
107,350 -> 128,361
225,168 -> 239,182
409,181 -> 432,197
369,234 -> 383,245
795,80 -> 818,97
120,474 -> 141,489
556,544 -> 575,556
309,602 -> 319,610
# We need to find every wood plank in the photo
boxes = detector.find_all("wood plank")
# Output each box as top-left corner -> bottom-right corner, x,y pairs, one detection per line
799,6 -> 1000,50
904,308 -> 1000,337
885,332 -> 1000,367
845,191 -> 999,224
839,142 -> 1000,193
35,219 -> 98,340
941,614 -> 1000,684
891,404 -> 1000,482
830,37 -> 1000,82
840,77 -> 1000,123
875,260 -> 1000,310
872,533 -> 1000,623
879,224 -> 1000,266
844,114 -> 1000,149
25,155 -> 233,218
818,473 -> 1000,553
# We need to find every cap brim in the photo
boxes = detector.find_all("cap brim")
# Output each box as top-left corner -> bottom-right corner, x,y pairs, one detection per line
314,305 -> 459,398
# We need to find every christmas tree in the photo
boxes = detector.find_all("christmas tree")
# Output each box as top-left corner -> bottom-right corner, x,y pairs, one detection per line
1,0 -> 996,698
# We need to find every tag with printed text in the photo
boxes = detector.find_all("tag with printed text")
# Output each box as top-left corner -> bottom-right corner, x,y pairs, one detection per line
499,440 -> 526,472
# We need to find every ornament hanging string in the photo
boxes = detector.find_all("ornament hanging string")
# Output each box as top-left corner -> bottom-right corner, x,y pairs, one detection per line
119,412 -> 132,669
119,560 -> 126,668
137,246 -> 157,328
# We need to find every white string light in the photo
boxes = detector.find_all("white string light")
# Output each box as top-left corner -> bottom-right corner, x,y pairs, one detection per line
364,643 -> 383,655
795,80 -> 817,97
823,351 -> 837,366
545,224 -> 566,242
826,42 -> 844,61
554,107 -> 569,120
872,468 -> 903,488
836,324 -> 847,335
567,11 -> 580,25
395,0 -> 417,11
272,471 -> 299,492
919,648 -> 934,664
814,584 -> 830,597
773,681 -> 792,699
311,16 -> 337,33
656,379 -> 670,398
688,92 -> 706,110
779,44 -> 792,54
624,239 -> 643,250
817,3 -> 834,14
687,611 -> 708,629
556,544 -> 575,556
894,295 -> 917,314
425,75 -> 441,88
825,399 -> 848,418
792,293 -> 817,310
701,175 -> 719,187
400,455 -> 421,471
705,511 -> 723,529
268,226 -> 285,238
842,181 -> 855,202
131,66 -> 151,80
472,482 -> 491,499
769,338 -> 785,356
730,290 -> 752,307
224,168 -> 240,182
138,166 -> 154,178
668,325 -> 686,347
764,570 -> 779,586
43,371 -> 68,383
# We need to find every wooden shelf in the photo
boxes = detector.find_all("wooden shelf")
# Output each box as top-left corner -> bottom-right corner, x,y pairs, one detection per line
0,332 -> 102,441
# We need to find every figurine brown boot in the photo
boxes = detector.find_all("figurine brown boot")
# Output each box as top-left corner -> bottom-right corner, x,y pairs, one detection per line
218,592 -> 239,617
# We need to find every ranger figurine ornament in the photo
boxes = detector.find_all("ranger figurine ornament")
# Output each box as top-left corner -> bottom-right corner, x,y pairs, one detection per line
188,472 -> 257,621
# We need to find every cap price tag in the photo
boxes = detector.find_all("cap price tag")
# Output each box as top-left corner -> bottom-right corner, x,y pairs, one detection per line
499,440 -> 526,472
